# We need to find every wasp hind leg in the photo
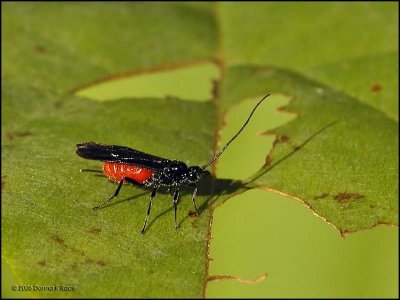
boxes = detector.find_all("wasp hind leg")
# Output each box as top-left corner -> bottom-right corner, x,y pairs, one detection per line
93,178 -> 125,211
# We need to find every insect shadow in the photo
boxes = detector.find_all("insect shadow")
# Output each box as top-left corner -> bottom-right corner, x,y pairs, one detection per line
87,171 -> 243,231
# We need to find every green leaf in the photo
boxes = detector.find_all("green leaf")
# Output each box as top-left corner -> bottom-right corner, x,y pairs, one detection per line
216,65 -> 398,234
2,2 -> 398,298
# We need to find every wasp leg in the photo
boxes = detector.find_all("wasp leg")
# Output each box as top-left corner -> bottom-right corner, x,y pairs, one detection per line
191,186 -> 199,215
173,188 -> 180,229
141,187 -> 158,234
93,178 -> 125,211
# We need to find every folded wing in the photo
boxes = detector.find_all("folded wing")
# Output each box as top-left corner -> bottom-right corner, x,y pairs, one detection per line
76,142 -> 171,171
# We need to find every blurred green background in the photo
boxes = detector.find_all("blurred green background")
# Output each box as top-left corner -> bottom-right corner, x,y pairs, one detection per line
2,2 -> 398,298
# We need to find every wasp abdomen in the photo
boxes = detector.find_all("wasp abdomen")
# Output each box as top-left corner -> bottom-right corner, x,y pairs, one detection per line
103,162 -> 154,184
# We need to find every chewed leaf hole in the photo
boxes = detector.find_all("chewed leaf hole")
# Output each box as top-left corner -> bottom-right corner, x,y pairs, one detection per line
75,62 -> 220,102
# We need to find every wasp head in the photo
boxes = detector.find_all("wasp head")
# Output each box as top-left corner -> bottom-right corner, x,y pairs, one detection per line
185,166 -> 204,185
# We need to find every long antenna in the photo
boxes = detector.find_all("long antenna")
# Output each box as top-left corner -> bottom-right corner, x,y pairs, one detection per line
201,94 -> 271,170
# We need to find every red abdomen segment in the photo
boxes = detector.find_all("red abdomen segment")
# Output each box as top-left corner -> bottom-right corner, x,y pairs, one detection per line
103,162 -> 154,184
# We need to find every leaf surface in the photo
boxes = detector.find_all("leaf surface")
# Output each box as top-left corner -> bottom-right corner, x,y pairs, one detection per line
2,2 -> 398,298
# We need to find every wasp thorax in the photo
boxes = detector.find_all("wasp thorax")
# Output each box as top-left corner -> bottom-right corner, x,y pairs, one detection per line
162,161 -> 188,180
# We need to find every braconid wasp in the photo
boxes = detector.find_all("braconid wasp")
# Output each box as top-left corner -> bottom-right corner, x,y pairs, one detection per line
76,94 -> 270,233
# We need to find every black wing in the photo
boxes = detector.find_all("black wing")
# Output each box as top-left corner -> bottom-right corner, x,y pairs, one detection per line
76,142 -> 172,171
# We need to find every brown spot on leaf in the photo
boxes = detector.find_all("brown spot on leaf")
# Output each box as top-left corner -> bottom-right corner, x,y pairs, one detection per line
313,192 -> 329,200
6,131 -> 33,141
87,228 -> 101,235
51,234 -> 65,245
280,135 -> 290,143
371,84 -> 382,92
97,260 -> 106,267
188,211 -> 199,218
35,45 -> 47,53
70,263 -> 78,271
53,100 -> 63,109
38,260 -> 47,266
271,134 -> 290,146
51,234 -> 104,268
83,258 -> 94,264
71,247 -> 85,256
334,192 -> 365,202
51,234 -> 85,256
